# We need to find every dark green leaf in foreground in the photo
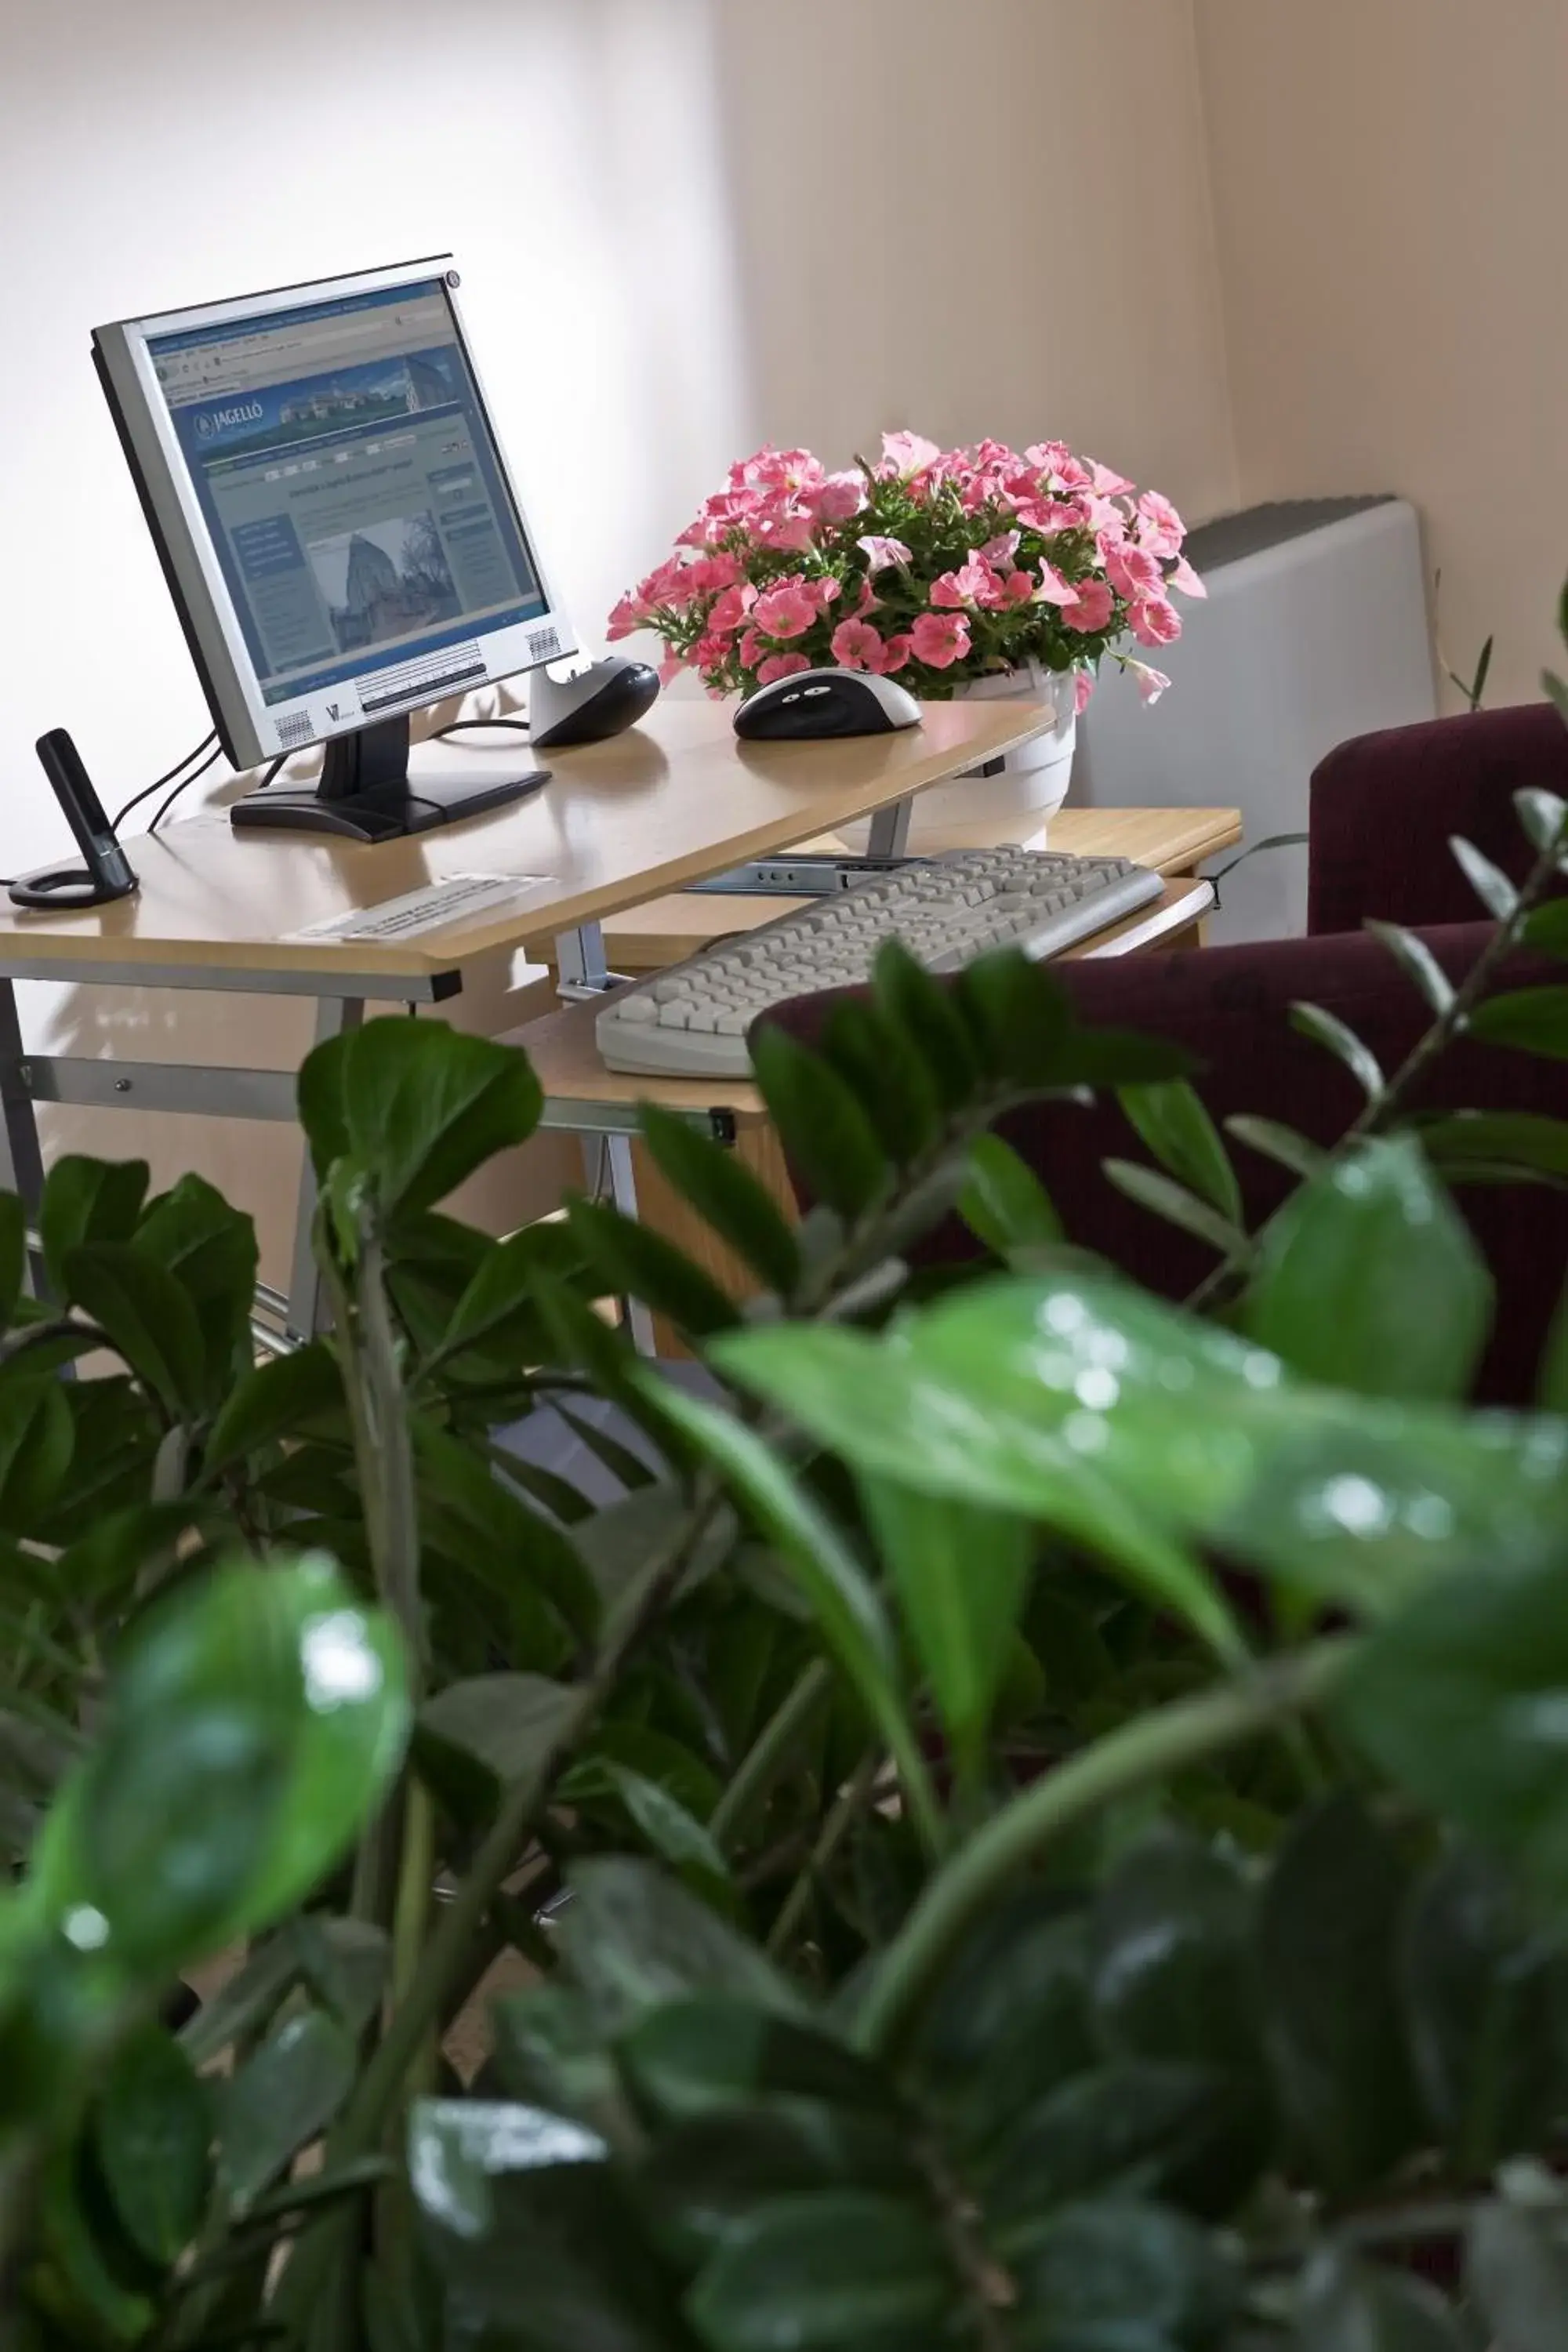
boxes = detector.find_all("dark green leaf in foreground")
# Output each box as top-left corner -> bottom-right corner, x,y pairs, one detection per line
1467,2198 -> 1568,2352
959,1133 -> 1063,1257
1119,1080 -> 1242,1224
1337,1551 -> 1568,1904
1296,2247 -> 1465,2352
1257,1795 -> 1421,2197
93,2026 -> 212,2265
62,1243 -> 205,1421
1240,1136 -> 1493,1403
299,1017 -> 543,1218
40,1156 -> 149,1297
1011,2198 -> 1239,2352
638,1103 -> 801,1295
750,1025 -> 887,1220
1290,1003 -> 1385,1102
1090,1826 -> 1261,2074
219,2008 -> 355,2212
687,2190 -> 951,2352
559,1858 -> 802,2038
1469,986 -> 1568,1062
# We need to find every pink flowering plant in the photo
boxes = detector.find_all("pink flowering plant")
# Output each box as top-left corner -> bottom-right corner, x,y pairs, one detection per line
608,430 -> 1205,710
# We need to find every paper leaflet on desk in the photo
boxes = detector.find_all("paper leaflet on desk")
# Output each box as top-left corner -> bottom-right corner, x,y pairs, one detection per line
286,873 -> 557,946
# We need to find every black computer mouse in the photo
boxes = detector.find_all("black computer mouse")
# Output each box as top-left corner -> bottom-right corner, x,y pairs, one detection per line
530,656 -> 661,747
734,667 -> 922,741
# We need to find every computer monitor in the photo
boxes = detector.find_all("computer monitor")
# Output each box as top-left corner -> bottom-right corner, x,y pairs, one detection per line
93,256 -> 575,839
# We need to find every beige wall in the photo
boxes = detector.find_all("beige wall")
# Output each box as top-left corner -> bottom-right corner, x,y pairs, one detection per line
1,0 -> 1236,1267
1194,0 -> 1568,710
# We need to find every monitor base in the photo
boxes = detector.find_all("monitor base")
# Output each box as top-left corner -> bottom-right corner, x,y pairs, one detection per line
230,769 -> 550,842
230,713 -> 549,841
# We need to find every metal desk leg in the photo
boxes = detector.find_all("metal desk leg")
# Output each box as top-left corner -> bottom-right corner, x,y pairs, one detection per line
0,981 -> 45,1294
286,996 -> 365,1344
554,922 -> 655,1356
866,795 -> 913,859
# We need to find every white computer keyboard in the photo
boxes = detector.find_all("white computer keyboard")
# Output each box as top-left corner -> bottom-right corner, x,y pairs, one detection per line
595,848 -> 1164,1080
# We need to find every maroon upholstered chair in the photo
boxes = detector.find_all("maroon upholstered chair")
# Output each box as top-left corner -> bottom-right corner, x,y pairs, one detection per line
762,706 -> 1568,1406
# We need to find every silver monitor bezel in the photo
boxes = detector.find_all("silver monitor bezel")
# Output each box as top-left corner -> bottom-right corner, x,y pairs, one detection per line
94,254 -> 577,770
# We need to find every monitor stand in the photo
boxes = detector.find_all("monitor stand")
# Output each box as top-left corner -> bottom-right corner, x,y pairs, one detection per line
229,714 -> 550,842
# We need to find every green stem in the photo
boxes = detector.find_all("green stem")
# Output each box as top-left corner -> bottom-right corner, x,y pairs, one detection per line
710,1659 -> 833,1850
855,1637 -> 1356,2060
767,1750 -> 882,1958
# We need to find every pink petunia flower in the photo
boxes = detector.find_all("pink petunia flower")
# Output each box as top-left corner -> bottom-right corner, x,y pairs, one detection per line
1130,661 -> 1173,704
691,633 -> 734,670
753,509 -> 818,555
880,430 -> 942,480
1011,496 -> 1086,535
1089,459 -> 1138,498
739,627 -> 767,670
910,610 -> 972,669
857,535 -> 913,574
658,655 -> 687,687
1131,595 -> 1182,649
707,583 -> 758,634
1062,577 -> 1116,632
1105,543 -> 1164,601
931,554 -> 999,609
1075,669 -> 1097,716
805,576 -> 843,612
606,593 -> 645,641
756,652 -> 812,684
1033,563 -> 1080,608
1137,491 -> 1186,559
751,584 -> 818,640
878,633 -> 913,673
805,470 -> 869,523
1166,554 -> 1207,600
829,618 -> 885,670
980,532 -> 1022,564
997,570 -> 1036,608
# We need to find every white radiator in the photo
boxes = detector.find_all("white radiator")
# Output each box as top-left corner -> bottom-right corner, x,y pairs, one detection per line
1073,497 -> 1437,942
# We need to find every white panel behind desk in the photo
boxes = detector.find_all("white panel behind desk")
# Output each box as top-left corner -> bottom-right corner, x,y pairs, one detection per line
1074,498 -> 1437,942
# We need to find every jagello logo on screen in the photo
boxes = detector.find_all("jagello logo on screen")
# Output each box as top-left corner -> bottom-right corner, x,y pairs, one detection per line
194,400 -> 264,441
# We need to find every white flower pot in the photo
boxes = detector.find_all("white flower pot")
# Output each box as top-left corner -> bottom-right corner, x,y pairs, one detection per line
840,659 -> 1077,852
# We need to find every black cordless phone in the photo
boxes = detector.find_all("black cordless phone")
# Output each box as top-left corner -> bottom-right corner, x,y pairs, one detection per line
9,731 -> 138,909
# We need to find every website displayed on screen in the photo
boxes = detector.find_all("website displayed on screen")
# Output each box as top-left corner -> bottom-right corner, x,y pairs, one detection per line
149,282 -> 550,710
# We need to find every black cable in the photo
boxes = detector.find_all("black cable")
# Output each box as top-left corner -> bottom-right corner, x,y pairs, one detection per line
147,742 -> 227,833
432,717 -> 531,739
110,730 -> 219,833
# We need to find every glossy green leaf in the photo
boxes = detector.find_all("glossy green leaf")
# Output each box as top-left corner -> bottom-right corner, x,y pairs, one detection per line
560,1857 -> 802,2038
0,1192 -> 25,1330
639,1104 -> 802,1295
1224,1114 -> 1330,1182
1119,1080 -> 1242,1224
959,1134 -> 1063,1257
203,1341 -> 343,1474
1539,1279 -> 1568,1413
1011,2199 -> 1239,2352
62,1242 -> 206,1419
750,1025 -> 888,1220
490,1983 -> 631,2145
1256,1795 -> 1421,2196
1337,1551 -> 1568,1904
687,2191 -> 952,2352
419,1672 -> 575,1789
429,1224 -> 573,1372
915,1893 -> 1095,2150
590,1763 -> 732,1900
1515,786 -> 1568,854
1467,2199 -> 1568,2352
982,2057 -> 1269,2233
1290,1002 -> 1385,1102
1090,1826 -> 1261,2074
1102,1160 -> 1243,1256
39,1156 -> 149,1295
566,1197 -> 740,1338
636,2108 -> 916,2271
1366,920 -> 1458,1015
219,2007 -> 355,2212
716,1276 -> 1568,1629
1296,2248 -> 1465,2352
413,1417 -> 600,1642
0,1379 -> 72,1531
616,1996 -> 891,2129
871,939 -> 980,1111
858,1476 -> 1030,1786
93,2026 -> 212,2266
27,1555 -> 410,1969
821,994 -> 942,1166
1521,898 -> 1568,958
299,1016 -> 543,1218
638,1384 -> 937,1844
955,949 -> 1074,1084
1469,986 -> 1568,1059
1240,1136 -> 1492,1403
1419,1109 -> 1568,1181
1451,835 -> 1520,921
1401,1847 -> 1568,2176
406,2097 -> 607,2238
135,1174 -> 258,1395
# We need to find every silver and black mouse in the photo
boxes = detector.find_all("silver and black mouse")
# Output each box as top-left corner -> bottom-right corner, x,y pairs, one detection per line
530,655 -> 661,747
734,667 -> 922,741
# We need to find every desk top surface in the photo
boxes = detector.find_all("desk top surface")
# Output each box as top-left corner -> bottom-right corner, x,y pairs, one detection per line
0,699 -> 1051,989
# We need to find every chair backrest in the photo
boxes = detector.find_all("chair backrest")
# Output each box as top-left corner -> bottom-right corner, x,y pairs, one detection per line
1308,702 -> 1568,935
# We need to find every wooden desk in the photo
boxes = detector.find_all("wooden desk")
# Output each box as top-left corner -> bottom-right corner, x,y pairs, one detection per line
596,804 -> 1241,969
0,698 -> 1051,1339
